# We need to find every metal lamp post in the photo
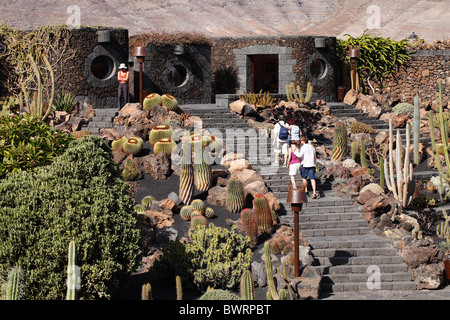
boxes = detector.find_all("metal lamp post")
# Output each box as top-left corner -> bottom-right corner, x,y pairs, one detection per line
133,46 -> 148,105
348,46 -> 360,92
286,182 -> 308,277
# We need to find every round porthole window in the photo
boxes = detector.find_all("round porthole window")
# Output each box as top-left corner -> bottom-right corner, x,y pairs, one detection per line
309,59 -> 327,80
168,65 -> 188,87
90,55 -> 114,80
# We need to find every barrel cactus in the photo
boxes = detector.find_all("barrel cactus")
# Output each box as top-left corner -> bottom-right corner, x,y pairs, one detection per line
191,199 -> 206,215
111,136 -> 127,151
240,208 -> 258,248
204,207 -> 215,219
190,214 -> 208,230
226,176 -> 245,213
179,140 -> 194,205
193,147 -> 212,192
180,205 -> 193,221
253,194 -> 273,234
161,94 -> 179,112
149,124 -> 173,146
331,122 -> 348,161
122,137 -> 144,156
153,138 -> 177,157
143,93 -> 162,111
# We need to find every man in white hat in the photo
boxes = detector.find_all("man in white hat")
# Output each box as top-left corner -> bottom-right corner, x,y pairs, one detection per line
117,63 -> 129,110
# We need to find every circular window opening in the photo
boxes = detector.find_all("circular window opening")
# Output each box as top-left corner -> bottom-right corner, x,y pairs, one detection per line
168,65 -> 188,87
309,59 -> 327,79
91,55 -> 114,80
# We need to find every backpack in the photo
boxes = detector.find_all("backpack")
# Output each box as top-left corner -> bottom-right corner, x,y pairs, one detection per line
278,123 -> 289,140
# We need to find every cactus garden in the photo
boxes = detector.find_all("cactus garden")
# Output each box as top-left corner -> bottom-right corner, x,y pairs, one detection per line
0,23 -> 450,302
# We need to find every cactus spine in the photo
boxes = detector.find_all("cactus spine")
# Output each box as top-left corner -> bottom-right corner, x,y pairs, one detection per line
253,194 -> 273,234
240,269 -> 255,300
383,119 -> 415,207
179,140 -> 194,205
331,122 -> 347,161
226,176 -> 245,213
66,240 -> 78,300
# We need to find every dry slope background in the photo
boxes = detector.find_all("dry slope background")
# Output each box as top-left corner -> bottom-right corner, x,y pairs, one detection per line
0,0 -> 448,42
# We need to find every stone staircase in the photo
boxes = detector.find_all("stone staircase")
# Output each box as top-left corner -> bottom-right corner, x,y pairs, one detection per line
183,103 -> 417,294
84,108 -> 118,134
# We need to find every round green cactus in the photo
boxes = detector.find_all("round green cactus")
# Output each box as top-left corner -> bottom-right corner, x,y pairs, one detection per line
111,136 -> 127,151
153,138 -> 177,157
143,93 -> 162,111
190,214 -> 208,230
191,199 -> 206,215
180,205 -> 193,221
149,124 -> 173,146
122,137 -> 143,156
141,195 -> 155,208
161,94 -> 179,112
204,207 -> 214,219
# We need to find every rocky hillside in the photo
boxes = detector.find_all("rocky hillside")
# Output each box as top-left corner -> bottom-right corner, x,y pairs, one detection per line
0,0 -> 448,42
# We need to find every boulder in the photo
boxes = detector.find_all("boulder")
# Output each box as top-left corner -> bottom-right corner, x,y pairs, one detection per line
343,89 -> 358,105
412,262 -> 446,290
290,266 -> 322,300
141,152 -> 171,180
401,239 -> 445,269
229,99 -> 248,114
207,186 -> 226,206
355,94 -> 383,118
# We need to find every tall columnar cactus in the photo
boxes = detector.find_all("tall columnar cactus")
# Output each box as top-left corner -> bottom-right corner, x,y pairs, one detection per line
240,208 -> 258,248
383,119 -> 415,207
193,146 -> 212,192
379,156 -> 385,190
413,96 -> 420,165
429,80 -> 450,184
226,176 -> 245,213
2,267 -> 22,300
264,241 -> 287,300
176,275 -> 183,300
66,240 -> 79,300
331,122 -> 348,161
360,137 -> 368,168
437,209 -> 450,243
240,269 -> 255,300
253,194 -> 273,235
179,140 -> 194,205
351,140 -> 360,163
285,82 -> 313,104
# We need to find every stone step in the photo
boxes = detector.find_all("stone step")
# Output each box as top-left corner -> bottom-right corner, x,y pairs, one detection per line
312,247 -> 399,258
307,235 -> 393,249
312,255 -> 404,267
320,280 -> 416,293
298,226 -> 373,237
299,219 -> 370,231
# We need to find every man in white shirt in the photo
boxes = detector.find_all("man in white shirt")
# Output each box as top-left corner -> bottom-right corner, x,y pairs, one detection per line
294,136 -> 318,198
272,115 -> 289,167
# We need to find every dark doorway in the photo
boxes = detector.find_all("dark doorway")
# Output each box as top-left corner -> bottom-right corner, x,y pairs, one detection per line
251,54 -> 278,93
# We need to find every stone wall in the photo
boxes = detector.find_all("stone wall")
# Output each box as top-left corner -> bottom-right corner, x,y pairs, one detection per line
211,36 -> 338,101
131,44 -> 212,105
55,28 -> 129,109
383,50 -> 450,107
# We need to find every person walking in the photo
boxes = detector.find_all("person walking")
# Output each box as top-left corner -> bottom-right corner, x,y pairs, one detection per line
286,140 -> 305,189
117,63 -> 129,110
285,118 -> 302,142
295,136 -> 318,198
272,114 -> 290,167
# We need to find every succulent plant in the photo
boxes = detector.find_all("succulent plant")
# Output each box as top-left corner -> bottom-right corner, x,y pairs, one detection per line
240,269 -> 255,300
194,147 -> 212,192
122,137 -> 144,156
331,122 -> 348,161
143,93 -> 162,111
190,214 -> 208,230
111,136 -> 127,151
253,194 -> 273,235
141,195 -> 155,208
179,140 -> 194,205
180,205 -> 193,221
153,138 -> 177,157
191,199 -> 206,215
204,207 -> 215,219
226,176 -> 245,213
149,124 -> 173,146
161,94 -> 179,112
240,208 -> 258,248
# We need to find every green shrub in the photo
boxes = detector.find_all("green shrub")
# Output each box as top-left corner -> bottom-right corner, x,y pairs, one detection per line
348,121 -> 376,134
392,102 -> 414,118
0,135 -> 141,299
199,289 -> 240,300
0,113 -> 73,178
186,224 -> 252,290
